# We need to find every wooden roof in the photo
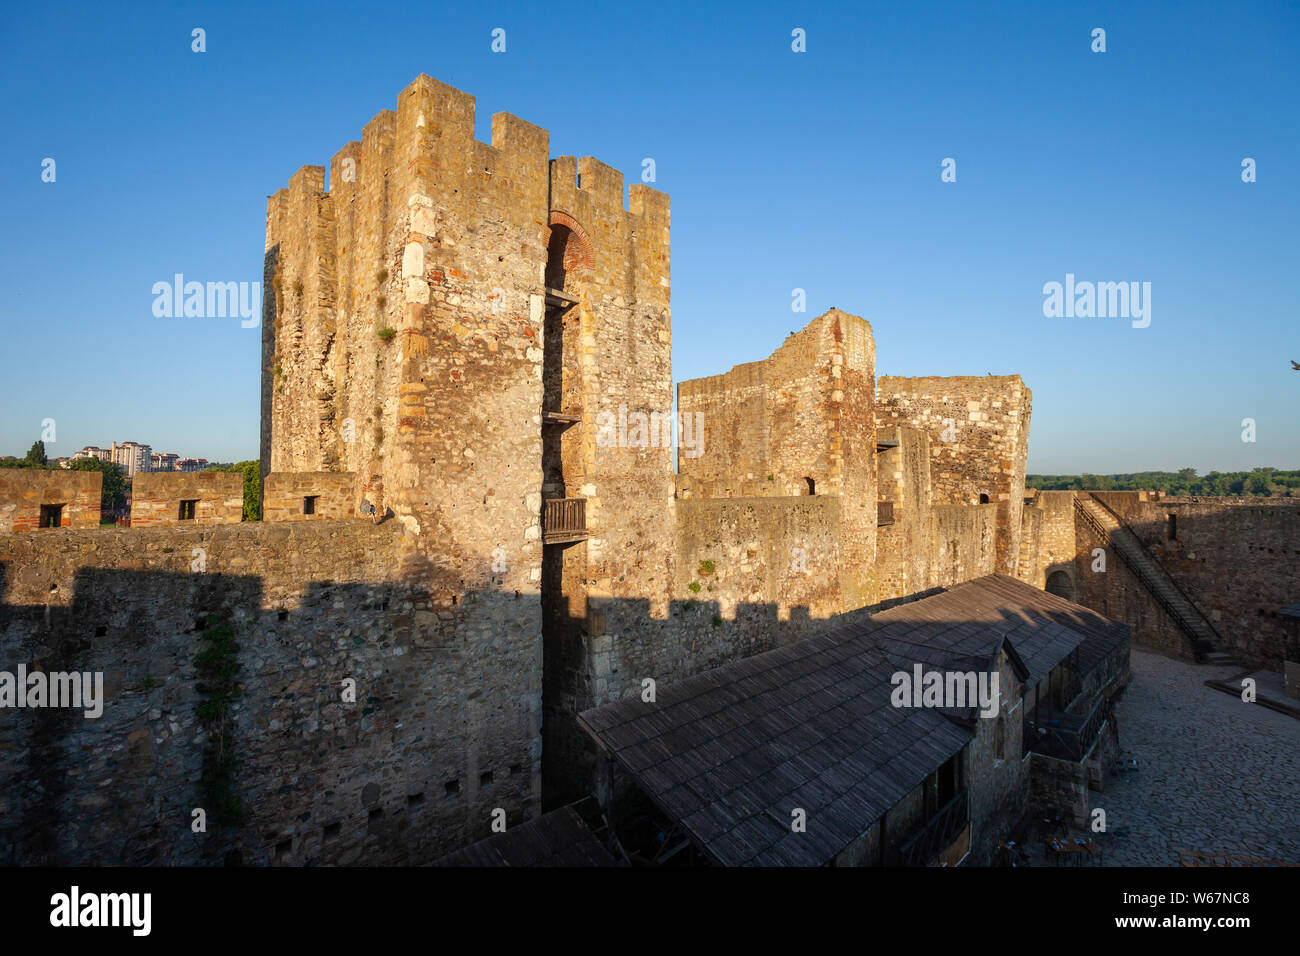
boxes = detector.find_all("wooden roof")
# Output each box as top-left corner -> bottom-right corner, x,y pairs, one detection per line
430,806 -> 616,867
578,574 -> 1129,867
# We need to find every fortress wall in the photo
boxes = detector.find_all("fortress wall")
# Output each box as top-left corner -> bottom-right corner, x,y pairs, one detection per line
1103,498 -> 1300,667
875,424 -> 935,602
0,520 -> 540,866
877,375 -> 1031,577
1019,490 -> 1077,590
0,470 -> 101,532
931,503 -> 998,587
131,472 -> 243,527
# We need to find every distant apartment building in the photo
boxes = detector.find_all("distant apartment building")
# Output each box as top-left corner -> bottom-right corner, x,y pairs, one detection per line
72,446 -> 112,463
176,458 -> 208,473
151,452 -> 179,472
110,441 -> 152,477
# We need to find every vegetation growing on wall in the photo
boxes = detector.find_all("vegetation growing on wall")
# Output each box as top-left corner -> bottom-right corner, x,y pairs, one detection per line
194,613 -> 243,826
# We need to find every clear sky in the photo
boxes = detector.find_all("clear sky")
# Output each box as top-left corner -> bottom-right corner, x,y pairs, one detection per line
2,0 -> 1296,472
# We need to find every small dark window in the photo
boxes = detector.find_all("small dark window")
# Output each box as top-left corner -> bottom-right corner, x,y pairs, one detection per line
323,822 -> 341,840
94,625 -> 107,637
179,500 -> 198,520
509,764 -> 522,776
979,493 -> 990,504
407,792 -> 424,807
1167,514 -> 1177,540
303,495 -> 318,515
479,771 -> 494,787
39,504 -> 64,528
804,477 -> 816,495
445,779 -> 460,796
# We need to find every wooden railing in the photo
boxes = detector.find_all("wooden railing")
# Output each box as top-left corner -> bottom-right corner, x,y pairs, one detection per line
543,497 -> 587,544
896,791 -> 968,867
1028,696 -> 1110,762
878,500 -> 895,526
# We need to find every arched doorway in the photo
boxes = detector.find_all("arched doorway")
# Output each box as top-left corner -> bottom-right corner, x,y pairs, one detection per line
1045,570 -> 1075,602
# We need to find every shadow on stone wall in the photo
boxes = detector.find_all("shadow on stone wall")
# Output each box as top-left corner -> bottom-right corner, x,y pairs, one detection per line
0,553 -> 1129,867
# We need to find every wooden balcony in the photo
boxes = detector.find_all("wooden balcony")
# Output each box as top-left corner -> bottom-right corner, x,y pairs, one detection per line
1026,695 -> 1110,762
543,497 -> 587,544
896,791 -> 969,867
878,500 -> 895,526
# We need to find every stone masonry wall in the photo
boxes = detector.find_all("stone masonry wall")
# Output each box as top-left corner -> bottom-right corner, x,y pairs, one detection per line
1091,493 -> 1300,668
0,520 -> 541,866
932,504 -> 998,587
130,472 -> 243,527
1018,490 -> 1077,591
263,472 -> 355,521
0,471 -> 102,532
877,375 -> 1031,577
875,424 -> 935,602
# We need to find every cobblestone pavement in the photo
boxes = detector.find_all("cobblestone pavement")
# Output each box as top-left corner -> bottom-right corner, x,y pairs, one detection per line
1093,648 -> 1300,866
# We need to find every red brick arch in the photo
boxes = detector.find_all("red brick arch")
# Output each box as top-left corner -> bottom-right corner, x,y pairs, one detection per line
545,211 -> 595,289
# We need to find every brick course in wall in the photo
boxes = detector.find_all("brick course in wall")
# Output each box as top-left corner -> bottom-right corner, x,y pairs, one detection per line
130,472 -> 243,527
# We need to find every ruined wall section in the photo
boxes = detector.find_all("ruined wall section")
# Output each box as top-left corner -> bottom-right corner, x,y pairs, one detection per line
675,311 -> 877,606
131,472 -> 243,526
877,375 -> 1031,577
677,311 -> 871,501
0,471 -> 101,532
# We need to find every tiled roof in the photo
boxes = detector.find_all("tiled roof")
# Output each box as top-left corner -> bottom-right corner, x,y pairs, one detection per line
578,574 -> 1130,867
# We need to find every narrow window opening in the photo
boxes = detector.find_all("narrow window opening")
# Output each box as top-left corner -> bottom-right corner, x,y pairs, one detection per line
479,771 -> 493,787
979,493 -> 990,504
303,495 -> 318,515
179,499 -> 198,521
804,477 -> 815,496
1167,514 -> 1177,540
444,779 -> 460,796
39,504 -> 64,528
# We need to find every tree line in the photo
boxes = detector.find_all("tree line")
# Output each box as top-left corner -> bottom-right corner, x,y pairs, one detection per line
1027,467 -> 1300,497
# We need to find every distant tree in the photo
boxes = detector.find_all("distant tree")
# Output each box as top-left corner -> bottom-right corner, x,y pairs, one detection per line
24,440 -> 46,467
67,457 -> 127,513
207,460 -> 261,520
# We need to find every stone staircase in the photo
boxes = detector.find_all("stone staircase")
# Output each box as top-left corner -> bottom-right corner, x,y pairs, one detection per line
1074,495 -> 1233,665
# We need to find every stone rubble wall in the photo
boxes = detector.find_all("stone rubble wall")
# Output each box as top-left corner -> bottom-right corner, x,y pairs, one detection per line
0,520 -> 540,866
877,375 -> 1031,577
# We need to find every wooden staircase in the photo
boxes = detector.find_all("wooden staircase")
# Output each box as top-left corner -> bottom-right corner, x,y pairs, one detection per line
1074,494 -> 1233,665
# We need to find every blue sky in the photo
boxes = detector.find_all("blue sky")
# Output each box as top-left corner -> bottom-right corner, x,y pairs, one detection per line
2,0 -> 1296,472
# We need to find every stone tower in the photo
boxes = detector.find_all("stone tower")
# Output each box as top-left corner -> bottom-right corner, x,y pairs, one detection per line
261,75 -> 674,817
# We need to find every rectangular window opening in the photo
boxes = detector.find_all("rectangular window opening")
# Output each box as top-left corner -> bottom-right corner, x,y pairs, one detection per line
179,499 -> 198,521
303,495 -> 318,515
39,503 -> 64,528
